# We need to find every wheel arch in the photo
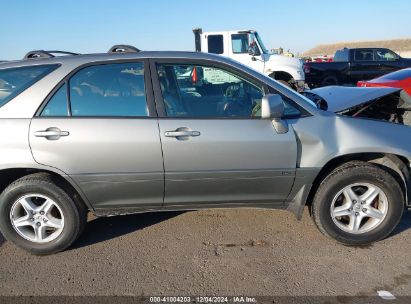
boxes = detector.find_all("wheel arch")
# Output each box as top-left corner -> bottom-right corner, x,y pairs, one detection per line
306,153 -> 409,212
269,71 -> 294,83
0,167 -> 93,211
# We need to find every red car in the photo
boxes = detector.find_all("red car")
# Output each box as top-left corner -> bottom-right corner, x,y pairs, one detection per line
358,68 -> 411,96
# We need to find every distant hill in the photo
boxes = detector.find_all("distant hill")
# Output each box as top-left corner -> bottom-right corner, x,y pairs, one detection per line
303,38 -> 411,57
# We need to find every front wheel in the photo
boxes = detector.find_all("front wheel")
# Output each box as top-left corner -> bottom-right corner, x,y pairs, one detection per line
312,162 -> 404,245
0,173 -> 87,254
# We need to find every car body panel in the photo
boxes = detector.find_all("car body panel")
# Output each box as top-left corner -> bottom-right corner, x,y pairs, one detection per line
29,118 -> 164,209
0,119 -> 37,169
158,119 -> 297,205
290,114 -> 411,169
358,67 -> 411,96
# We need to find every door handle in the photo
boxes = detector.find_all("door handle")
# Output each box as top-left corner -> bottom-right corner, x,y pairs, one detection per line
165,131 -> 200,137
164,127 -> 200,139
34,127 -> 69,140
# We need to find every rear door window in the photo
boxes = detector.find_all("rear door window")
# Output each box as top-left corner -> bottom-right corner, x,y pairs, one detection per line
0,65 -> 58,107
354,49 -> 374,61
41,62 -> 149,117
333,50 -> 349,62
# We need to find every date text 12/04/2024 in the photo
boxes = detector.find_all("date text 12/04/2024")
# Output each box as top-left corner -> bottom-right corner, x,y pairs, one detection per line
149,296 -> 257,303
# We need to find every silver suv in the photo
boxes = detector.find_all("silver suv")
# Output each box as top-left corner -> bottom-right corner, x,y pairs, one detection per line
0,47 -> 410,254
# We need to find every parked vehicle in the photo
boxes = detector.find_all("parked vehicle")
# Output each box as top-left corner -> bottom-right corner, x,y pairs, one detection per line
358,68 -> 411,97
0,47 -> 410,254
304,48 -> 411,88
193,28 -> 305,90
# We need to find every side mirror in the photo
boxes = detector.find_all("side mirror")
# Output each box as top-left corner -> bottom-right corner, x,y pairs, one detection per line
261,94 -> 285,119
261,94 -> 288,134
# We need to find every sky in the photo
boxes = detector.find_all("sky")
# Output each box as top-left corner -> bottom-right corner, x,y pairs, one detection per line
1,0 -> 411,60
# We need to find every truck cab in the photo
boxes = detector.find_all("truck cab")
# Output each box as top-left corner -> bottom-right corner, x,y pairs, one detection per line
193,29 -> 305,91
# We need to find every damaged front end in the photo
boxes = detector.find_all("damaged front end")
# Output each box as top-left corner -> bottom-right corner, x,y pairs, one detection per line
303,86 -> 411,127
302,86 -> 411,207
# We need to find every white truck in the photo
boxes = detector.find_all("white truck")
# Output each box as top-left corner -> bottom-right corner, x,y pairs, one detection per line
193,28 -> 305,91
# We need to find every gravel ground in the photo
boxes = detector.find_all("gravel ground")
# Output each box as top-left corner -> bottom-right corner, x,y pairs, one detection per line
1,207 -> 411,297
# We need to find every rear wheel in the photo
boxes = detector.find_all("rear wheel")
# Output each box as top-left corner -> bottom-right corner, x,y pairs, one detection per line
0,173 -> 87,254
321,74 -> 339,86
312,162 -> 404,245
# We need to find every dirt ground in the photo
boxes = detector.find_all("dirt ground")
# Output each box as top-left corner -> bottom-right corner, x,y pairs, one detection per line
1,207 -> 411,298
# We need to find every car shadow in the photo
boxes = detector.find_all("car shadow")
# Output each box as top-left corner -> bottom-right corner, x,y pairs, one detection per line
1,210 -> 410,250
390,210 -> 411,236
0,233 -> 5,247
71,211 -> 185,250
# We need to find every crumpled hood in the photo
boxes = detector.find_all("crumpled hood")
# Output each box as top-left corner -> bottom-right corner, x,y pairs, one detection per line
309,86 -> 401,112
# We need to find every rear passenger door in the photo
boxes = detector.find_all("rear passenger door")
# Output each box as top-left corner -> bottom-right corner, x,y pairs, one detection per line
29,61 -> 164,211
151,59 -> 298,208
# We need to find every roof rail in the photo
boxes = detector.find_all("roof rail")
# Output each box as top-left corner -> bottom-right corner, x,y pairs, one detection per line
24,50 -> 79,60
108,45 -> 140,54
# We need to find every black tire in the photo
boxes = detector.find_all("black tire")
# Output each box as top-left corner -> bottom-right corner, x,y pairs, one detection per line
0,173 -> 87,255
320,74 -> 339,86
312,161 -> 404,245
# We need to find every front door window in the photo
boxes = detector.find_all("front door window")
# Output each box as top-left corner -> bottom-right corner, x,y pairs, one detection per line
156,63 -> 264,118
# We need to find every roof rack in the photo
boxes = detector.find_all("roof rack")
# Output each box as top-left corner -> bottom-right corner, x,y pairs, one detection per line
24,50 -> 79,60
108,45 -> 140,54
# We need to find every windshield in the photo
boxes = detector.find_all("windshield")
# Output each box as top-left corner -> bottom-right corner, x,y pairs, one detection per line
254,32 -> 268,54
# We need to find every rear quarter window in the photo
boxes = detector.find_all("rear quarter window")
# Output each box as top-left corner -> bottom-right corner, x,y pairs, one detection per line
0,65 -> 58,108
333,49 -> 349,62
